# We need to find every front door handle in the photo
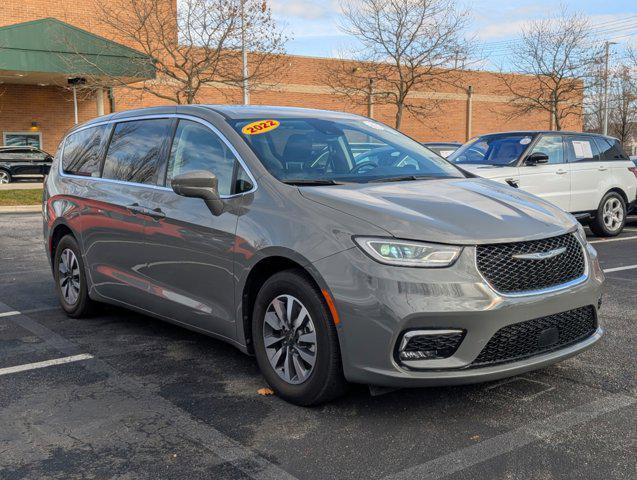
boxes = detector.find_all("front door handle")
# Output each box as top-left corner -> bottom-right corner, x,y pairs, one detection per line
146,207 -> 166,220
598,165 -> 608,171
555,169 -> 568,175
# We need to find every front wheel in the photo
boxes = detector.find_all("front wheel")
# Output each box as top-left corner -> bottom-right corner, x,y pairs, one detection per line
252,270 -> 346,406
590,192 -> 626,237
0,170 -> 11,184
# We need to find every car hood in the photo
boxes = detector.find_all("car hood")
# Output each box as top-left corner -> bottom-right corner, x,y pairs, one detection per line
299,178 -> 577,245
455,164 -> 518,179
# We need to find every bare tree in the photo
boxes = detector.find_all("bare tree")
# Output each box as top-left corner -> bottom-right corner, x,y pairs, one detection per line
498,8 -> 595,131
608,66 -> 637,148
63,0 -> 288,104
325,0 -> 471,129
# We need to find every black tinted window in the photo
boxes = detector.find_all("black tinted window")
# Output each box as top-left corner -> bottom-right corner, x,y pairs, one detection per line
594,137 -> 627,161
102,119 -> 171,184
62,125 -> 107,176
166,120 -> 238,195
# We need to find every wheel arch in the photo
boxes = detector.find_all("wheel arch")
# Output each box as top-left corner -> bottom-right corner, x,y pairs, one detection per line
603,187 -> 629,205
238,250 -> 334,354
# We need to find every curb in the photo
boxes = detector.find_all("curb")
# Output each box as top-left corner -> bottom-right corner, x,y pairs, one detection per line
0,205 -> 41,214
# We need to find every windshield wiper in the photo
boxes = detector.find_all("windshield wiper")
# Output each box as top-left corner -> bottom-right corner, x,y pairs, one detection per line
281,179 -> 343,186
367,175 -> 437,183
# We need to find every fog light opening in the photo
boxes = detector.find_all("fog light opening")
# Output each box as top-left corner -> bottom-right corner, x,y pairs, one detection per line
397,329 -> 465,366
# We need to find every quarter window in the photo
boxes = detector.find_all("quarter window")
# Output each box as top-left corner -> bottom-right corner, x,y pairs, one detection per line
166,120 -> 239,195
102,119 -> 172,184
62,125 -> 108,176
526,135 -> 564,164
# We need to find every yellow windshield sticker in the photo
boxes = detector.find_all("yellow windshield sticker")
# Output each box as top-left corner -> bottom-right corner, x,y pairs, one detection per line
242,119 -> 280,135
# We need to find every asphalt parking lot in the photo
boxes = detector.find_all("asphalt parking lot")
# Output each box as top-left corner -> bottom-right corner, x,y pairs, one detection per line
1,213 -> 635,480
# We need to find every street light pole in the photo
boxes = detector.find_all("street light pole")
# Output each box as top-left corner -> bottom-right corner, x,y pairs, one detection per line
602,41 -> 617,136
241,0 -> 249,105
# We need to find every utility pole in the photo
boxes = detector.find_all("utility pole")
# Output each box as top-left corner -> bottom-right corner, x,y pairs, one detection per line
241,0 -> 249,105
367,78 -> 374,118
602,41 -> 617,135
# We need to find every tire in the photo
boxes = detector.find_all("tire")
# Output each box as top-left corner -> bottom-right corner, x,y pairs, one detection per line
53,234 -> 95,318
252,269 -> 347,406
0,169 -> 11,184
589,192 -> 626,237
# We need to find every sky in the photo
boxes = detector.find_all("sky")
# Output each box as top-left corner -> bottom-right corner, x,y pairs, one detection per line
270,0 -> 637,70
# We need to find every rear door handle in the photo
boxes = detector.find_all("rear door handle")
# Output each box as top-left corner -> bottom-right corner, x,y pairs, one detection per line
598,166 -> 608,171
555,169 -> 568,175
127,203 -> 146,215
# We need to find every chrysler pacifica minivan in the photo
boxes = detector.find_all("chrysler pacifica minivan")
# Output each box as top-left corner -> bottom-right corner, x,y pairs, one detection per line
44,106 -> 605,405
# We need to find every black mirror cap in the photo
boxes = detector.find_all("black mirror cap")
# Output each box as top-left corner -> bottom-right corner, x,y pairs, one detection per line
171,170 -> 224,216
524,152 -> 549,166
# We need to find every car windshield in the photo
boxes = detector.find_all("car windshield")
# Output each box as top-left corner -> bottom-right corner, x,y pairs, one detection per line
229,117 -> 464,184
448,133 -> 536,166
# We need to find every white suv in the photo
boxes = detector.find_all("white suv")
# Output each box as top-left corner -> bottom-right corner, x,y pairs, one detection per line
449,131 -> 637,236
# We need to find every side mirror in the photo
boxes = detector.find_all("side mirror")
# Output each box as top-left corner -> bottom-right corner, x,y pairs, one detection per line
524,152 -> 549,166
171,170 -> 224,216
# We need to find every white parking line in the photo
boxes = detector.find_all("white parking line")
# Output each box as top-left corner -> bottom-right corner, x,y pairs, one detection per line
0,311 -> 21,318
0,353 -> 94,377
589,235 -> 637,244
383,393 -> 635,480
603,264 -> 637,273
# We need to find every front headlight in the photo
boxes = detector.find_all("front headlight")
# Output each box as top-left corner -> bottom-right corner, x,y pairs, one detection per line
353,237 -> 462,267
575,222 -> 588,244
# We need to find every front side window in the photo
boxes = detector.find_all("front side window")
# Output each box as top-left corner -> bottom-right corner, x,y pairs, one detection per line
449,134 -> 534,166
102,119 -> 172,184
62,125 -> 108,176
166,120 -> 240,195
230,117 -> 462,184
525,135 -> 564,165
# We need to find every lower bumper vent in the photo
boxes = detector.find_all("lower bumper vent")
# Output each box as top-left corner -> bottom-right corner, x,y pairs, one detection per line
470,305 -> 597,368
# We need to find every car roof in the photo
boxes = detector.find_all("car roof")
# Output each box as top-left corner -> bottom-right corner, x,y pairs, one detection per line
474,131 -> 620,141
423,142 -> 462,146
201,105 -> 365,121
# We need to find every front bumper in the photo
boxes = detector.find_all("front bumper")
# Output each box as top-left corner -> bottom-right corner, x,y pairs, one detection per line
313,242 -> 605,388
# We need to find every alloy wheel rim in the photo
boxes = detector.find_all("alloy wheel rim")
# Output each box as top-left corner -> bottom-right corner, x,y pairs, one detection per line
263,294 -> 317,385
58,248 -> 81,305
0,171 -> 9,183
602,198 -> 623,231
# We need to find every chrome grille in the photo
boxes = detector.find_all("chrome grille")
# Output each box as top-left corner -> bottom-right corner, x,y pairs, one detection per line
476,233 -> 585,294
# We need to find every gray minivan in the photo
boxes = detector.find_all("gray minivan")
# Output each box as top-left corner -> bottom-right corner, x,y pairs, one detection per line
44,106 -> 605,405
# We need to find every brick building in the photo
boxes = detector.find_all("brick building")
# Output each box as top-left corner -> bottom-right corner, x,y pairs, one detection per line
0,0 -> 583,154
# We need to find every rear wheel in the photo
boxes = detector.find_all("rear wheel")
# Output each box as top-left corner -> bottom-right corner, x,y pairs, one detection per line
590,192 -> 626,237
0,170 -> 11,184
252,270 -> 346,406
54,235 -> 95,317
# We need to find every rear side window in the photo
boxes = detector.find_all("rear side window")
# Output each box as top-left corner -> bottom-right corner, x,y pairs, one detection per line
166,119 -> 239,195
565,136 -> 600,162
62,125 -> 108,176
102,119 -> 172,184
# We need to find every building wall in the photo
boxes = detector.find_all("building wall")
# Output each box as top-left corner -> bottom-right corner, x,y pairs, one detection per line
0,85 -> 100,153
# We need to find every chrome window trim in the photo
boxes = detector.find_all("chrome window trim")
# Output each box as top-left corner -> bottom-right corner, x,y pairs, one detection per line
58,113 -> 258,199
474,230 -> 589,298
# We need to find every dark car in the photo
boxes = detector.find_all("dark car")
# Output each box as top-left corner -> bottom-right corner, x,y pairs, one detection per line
0,146 -> 53,183
421,142 -> 462,158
